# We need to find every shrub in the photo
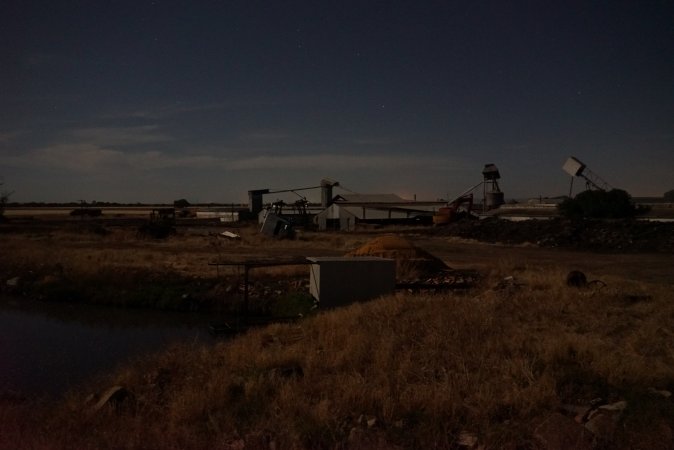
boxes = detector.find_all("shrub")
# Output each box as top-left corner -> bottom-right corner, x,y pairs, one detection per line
174,198 -> 191,208
0,181 -> 11,220
559,189 -> 637,219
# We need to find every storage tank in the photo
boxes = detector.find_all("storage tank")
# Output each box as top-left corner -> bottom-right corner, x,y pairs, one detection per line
486,191 -> 505,209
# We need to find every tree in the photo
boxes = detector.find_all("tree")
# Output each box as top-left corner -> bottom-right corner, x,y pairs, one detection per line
559,188 -> 637,219
173,198 -> 191,208
0,180 -> 12,220
664,190 -> 674,202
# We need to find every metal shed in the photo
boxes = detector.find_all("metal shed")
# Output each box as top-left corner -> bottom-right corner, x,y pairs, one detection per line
308,256 -> 396,308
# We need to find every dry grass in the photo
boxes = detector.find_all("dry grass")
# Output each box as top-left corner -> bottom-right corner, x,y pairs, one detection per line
2,223 -> 674,448
3,265 -> 674,449
0,223 -> 356,280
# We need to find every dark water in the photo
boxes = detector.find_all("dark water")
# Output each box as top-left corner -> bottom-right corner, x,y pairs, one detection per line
0,296 -> 215,397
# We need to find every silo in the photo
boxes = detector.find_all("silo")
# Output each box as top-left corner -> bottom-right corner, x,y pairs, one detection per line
486,191 -> 505,209
320,179 -> 339,208
482,164 -> 504,211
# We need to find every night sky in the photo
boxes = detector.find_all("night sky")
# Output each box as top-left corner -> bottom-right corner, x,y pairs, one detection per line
2,1 -> 673,203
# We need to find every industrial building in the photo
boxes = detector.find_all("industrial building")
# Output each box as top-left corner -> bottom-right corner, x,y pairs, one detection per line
250,164 -> 511,233
314,194 -> 445,231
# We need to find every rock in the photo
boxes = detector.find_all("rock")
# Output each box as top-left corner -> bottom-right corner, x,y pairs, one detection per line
584,412 -> 616,441
580,400 -> 626,443
348,427 -> 365,443
366,417 -> 377,428
648,387 -> 672,398
598,400 -> 627,412
534,413 -> 594,450
566,270 -> 587,287
559,404 -> 593,423
457,431 -> 479,448
589,397 -> 604,406
6,276 -> 19,287
89,385 -> 130,412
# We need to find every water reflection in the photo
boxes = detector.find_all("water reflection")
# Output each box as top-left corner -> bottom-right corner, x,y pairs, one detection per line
0,296 -> 214,397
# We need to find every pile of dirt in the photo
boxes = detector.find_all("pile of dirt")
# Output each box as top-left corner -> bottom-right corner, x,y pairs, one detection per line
429,217 -> 674,253
346,234 -> 450,278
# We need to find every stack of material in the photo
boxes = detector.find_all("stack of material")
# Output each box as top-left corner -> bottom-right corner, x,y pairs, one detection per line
346,234 -> 450,279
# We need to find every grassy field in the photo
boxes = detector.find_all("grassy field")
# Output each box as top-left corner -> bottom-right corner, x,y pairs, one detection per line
1,219 -> 674,449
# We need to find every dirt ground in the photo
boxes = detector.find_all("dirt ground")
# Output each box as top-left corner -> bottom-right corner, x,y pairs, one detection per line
417,237 -> 674,286
3,216 -> 674,449
1,216 -> 673,306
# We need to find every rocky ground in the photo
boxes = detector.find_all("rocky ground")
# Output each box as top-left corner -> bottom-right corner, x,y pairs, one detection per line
429,217 -> 674,253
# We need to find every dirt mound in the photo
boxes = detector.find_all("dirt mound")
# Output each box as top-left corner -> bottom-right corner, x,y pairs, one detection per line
346,234 -> 449,278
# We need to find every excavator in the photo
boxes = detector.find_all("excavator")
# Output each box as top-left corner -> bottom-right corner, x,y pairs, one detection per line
432,193 -> 474,225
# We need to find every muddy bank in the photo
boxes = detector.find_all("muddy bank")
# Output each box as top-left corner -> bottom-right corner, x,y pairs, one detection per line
1,266 -> 217,311
0,263 -> 315,317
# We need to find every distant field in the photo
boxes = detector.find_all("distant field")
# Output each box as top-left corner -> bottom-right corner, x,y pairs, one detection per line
4,206 -> 155,217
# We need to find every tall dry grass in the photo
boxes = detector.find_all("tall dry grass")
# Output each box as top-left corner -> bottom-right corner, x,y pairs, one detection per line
4,266 -> 673,449
0,224 -> 355,281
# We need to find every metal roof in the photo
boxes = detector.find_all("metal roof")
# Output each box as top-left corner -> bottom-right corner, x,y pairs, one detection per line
333,193 -> 406,203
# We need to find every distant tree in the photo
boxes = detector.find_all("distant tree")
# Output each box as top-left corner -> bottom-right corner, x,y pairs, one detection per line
664,190 -> 674,202
0,180 -> 12,220
559,188 -> 637,219
173,198 -> 191,208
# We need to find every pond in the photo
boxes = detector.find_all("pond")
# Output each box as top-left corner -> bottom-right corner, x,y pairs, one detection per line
0,296 -> 217,397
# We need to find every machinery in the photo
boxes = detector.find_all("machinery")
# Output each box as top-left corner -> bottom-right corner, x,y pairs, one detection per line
254,179 -> 340,238
433,163 -> 505,225
432,194 -> 474,225
562,156 -> 612,196
248,178 -> 339,216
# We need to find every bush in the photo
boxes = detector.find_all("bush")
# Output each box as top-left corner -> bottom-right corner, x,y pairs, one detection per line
174,198 -> 191,208
559,189 -> 637,219
664,190 -> 674,202
269,291 -> 316,317
0,181 -> 11,220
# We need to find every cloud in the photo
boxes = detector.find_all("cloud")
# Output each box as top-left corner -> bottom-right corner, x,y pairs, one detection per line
100,102 -> 235,120
0,131 -> 22,144
225,154 -> 462,171
2,144 -> 130,172
1,143 -> 465,174
352,137 -> 396,146
239,131 -> 294,142
1,123 -> 468,175
68,125 -> 173,146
